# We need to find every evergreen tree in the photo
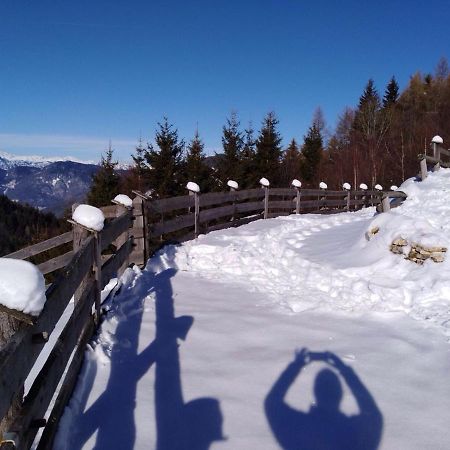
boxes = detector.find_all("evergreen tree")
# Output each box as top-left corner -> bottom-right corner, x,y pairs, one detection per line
255,112 -> 282,184
239,123 -> 258,188
144,117 -> 185,197
87,144 -> 120,207
185,130 -> 212,191
300,121 -> 323,184
280,139 -> 301,185
217,112 -> 243,184
383,76 -> 399,108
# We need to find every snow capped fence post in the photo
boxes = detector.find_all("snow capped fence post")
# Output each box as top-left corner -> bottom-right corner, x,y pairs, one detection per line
227,180 -> 239,224
186,182 -> 200,237
72,203 -> 90,305
319,182 -> 327,210
292,179 -> 302,214
381,194 -> 391,213
432,135 -> 443,172
343,183 -> 351,211
260,178 -> 270,219
130,192 -> 148,266
112,195 -> 133,274
70,205 -> 105,324
359,183 -> 368,208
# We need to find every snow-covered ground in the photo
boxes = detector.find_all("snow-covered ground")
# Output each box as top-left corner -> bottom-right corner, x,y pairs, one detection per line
55,170 -> 450,449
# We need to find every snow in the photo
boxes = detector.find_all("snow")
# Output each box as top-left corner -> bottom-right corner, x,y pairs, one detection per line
259,177 -> 270,187
0,150 -> 95,169
227,180 -> 239,190
319,181 -> 327,189
0,258 -> 46,316
186,181 -> 200,193
359,183 -> 368,190
342,182 -> 351,190
291,179 -> 302,188
55,169 -> 450,449
113,194 -> 133,207
374,184 -> 383,191
431,135 -> 443,144
72,204 -> 105,231
390,185 -> 398,191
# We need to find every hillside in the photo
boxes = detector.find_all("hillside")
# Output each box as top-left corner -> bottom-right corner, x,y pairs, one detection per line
0,194 -> 67,256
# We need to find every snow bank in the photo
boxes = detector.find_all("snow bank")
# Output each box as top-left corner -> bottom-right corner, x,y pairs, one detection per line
72,204 -> 105,231
148,169 -> 450,337
0,258 -> 46,316
113,194 -> 132,207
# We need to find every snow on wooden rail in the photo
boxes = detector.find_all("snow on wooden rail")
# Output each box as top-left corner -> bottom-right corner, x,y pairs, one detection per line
419,136 -> 450,179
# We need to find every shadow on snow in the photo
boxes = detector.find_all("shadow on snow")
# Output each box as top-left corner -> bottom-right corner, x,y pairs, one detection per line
67,267 -> 223,450
265,349 -> 383,450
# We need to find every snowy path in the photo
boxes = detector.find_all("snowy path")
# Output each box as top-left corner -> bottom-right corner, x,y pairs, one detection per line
55,209 -> 450,450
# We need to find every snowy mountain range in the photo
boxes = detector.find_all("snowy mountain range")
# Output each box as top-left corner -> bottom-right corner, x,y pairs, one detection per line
0,151 -> 100,216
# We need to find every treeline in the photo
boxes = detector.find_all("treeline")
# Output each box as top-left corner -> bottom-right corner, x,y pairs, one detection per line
0,195 -> 68,256
88,58 -> 450,206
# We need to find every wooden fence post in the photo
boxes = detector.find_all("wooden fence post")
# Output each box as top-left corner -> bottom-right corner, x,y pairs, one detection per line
72,203 -> 90,305
92,231 -> 102,324
227,180 -> 238,224
186,183 -> 200,237
420,158 -> 428,180
382,195 -> 391,213
130,195 -> 146,267
112,202 -> 132,275
433,141 -> 440,171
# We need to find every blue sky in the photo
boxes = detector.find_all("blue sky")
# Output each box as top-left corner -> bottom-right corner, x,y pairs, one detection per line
0,0 -> 449,162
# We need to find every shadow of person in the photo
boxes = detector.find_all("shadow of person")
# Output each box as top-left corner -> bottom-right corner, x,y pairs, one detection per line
154,268 -> 225,450
265,349 -> 383,450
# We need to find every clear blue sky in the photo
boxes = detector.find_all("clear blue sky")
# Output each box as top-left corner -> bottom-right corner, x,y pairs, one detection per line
0,0 -> 449,162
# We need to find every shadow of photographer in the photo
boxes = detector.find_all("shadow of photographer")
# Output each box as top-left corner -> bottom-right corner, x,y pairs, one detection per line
265,349 -> 383,450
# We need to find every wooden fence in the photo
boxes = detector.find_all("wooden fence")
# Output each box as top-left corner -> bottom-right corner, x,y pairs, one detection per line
419,137 -> 450,179
1,181 -> 401,449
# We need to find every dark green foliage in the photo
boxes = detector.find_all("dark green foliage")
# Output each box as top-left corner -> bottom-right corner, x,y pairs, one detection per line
280,139 -> 301,185
131,137 -> 151,192
383,76 -> 399,108
0,195 -> 66,256
185,131 -> 213,191
87,146 -> 120,207
144,117 -> 185,197
300,122 -> 323,183
255,112 -> 282,184
216,112 -> 243,185
239,123 -> 258,188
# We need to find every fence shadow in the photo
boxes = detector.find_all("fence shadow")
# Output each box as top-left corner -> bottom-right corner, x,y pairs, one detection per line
67,267 -> 224,450
265,349 -> 383,450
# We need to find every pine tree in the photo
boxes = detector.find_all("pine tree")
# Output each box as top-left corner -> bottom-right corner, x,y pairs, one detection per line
87,144 -> 120,207
216,112 -> 243,184
144,117 -> 185,197
300,121 -> 323,184
280,139 -> 301,185
239,123 -> 258,188
185,130 -> 212,191
383,76 -> 399,108
255,112 -> 282,184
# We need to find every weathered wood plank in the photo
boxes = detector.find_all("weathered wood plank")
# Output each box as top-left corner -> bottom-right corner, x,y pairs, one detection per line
424,154 -> 450,168
36,317 -> 96,450
234,189 -> 265,201
101,238 -> 133,289
150,214 -> 195,237
5,232 -> 73,260
0,237 -> 94,423
235,201 -> 264,214
199,205 -> 235,223
382,190 -> 407,199
37,251 -> 74,275
267,211 -> 291,218
199,191 -> 235,207
10,281 -> 95,450
147,195 -> 194,214
323,199 -> 348,207
269,188 -> 297,196
99,204 -> 119,218
268,200 -> 295,209
100,213 -> 131,251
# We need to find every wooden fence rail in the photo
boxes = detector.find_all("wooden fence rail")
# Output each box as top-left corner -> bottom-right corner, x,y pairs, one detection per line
0,180 -> 397,449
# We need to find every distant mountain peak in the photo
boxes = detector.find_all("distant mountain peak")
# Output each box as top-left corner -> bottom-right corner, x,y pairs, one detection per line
0,150 -> 96,169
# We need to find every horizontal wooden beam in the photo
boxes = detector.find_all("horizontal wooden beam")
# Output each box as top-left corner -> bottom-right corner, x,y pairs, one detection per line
147,195 -> 194,214
101,238 -> 133,289
199,205 -> 235,223
5,232 -> 73,260
100,213 -> 131,251
150,214 -> 195,237
37,251 -> 74,275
